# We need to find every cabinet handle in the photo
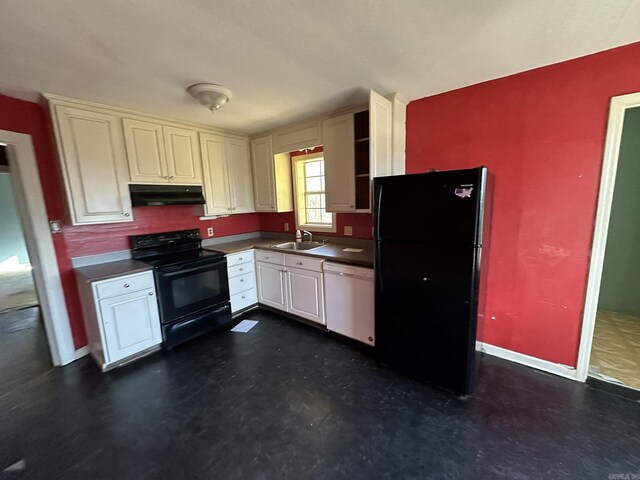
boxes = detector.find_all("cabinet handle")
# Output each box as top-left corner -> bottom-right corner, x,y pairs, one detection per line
241,295 -> 245,299
124,213 -> 130,217
124,284 -> 130,288
240,279 -> 244,282
350,205 -> 354,208
239,257 -> 243,261
232,207 -> 237,210
163,175 -> 169,179
239,268 -> 243,272
296,262 -> 303,265
169,176 -> 175,179
227,207 -> 233,211
148,292 -> 154,296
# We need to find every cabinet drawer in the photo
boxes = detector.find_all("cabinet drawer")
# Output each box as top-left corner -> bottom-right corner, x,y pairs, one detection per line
231,289 -> 257,313
228,272 -> 256,295
95,272 -> 155,299
226,250 -> 255,267
285,254 -> 323,272
255,249 -> 285,265
228,261 -> 254,278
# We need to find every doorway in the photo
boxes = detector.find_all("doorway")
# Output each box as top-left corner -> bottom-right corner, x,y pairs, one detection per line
0,145 -> 50,386
577,93 -> 640,390
0,130 -> 75,367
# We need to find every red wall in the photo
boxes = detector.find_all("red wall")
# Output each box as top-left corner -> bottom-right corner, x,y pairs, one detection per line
406,41 -> 640,367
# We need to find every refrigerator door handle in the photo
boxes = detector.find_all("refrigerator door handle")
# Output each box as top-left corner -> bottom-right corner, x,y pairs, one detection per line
374,184 -> 383,240
375,243 -> 383,292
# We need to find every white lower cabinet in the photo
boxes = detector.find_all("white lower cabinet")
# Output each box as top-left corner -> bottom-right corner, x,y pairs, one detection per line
256,250 -> 325,325
76,270 -> 162,371
99,288 -> 161,363
324,262 -> 375,345
256,261 -> 288,310
227,250 -> 258,313
286,267 -> 325,325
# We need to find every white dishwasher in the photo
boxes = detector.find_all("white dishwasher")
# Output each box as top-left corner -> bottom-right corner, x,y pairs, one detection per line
324,262 -> 375,346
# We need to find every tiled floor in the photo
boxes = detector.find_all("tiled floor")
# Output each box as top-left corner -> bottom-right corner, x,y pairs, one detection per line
0,309 -> 639,479
590,310 -> 640,391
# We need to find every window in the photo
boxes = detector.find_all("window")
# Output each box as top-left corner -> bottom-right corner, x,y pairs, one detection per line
293,152 -> 336,232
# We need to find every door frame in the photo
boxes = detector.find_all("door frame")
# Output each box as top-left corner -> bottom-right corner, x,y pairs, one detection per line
0,129 -> 76,366
576,92 -> 640,381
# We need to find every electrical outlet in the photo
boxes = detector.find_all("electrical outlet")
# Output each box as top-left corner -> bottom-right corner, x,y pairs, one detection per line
284,223 -> 289,231
207,227 -> 214,237
344,226 -> 353,236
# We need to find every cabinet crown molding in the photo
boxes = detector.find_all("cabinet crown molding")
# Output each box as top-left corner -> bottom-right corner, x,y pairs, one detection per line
42,93 -> 248,139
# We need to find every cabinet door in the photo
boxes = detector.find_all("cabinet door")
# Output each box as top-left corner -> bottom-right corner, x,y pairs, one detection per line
256,261 -> 287,310
54,105 -> 133,224
163,126 -> 202,184
322,113 -> 355,212
226,137 -> 255,213
369,90 -> 393,178
250,136 -> 277,211
99,288 -> 161,363
122,118 -> 168,183
286,267 -> 325,325
200,133 -> 232,215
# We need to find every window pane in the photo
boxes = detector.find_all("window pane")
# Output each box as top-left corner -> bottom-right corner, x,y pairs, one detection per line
320,194 -> 326,208
307,209 -> 322,223
306,194 -> 322,208
322,212 -> 333,224
305,161 -> 322,177
306,176 -> 323,192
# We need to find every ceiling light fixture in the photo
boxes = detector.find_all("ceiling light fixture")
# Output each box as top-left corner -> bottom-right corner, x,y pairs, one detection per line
187,83 -> 232,115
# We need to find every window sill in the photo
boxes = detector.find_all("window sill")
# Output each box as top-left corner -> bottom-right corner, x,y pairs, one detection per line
297,224 -> 337,234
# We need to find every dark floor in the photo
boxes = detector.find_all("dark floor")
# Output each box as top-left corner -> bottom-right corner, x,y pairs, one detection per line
0,306 -> 50,392
0,309 -> 639,480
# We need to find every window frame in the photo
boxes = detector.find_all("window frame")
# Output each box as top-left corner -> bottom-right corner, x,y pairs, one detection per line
292,152 -> 336,233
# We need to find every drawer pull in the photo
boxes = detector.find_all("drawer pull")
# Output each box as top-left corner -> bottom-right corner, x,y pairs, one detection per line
239,268 -> 244,272
239,257 -> 243,261
241,295 -> 245,299
148,292 -> 154,296
240,279 -> 244,282
296,262 -> 303,265
124,284 -> 130,288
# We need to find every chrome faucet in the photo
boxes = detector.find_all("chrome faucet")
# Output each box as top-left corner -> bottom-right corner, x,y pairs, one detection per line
301,230 -> 313,242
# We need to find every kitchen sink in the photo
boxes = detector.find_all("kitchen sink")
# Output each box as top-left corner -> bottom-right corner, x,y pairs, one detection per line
271,241 -> 324,251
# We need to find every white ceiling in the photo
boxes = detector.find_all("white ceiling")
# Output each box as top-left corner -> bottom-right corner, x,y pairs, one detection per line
1,0 -> 639,134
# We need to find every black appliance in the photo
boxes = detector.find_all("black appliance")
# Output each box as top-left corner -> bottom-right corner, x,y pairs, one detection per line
374,167 -> 490,395
131,229 -> 231,348
129,184 -> 206,206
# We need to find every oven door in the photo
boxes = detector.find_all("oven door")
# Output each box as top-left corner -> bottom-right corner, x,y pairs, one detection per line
155,257 -> 229,323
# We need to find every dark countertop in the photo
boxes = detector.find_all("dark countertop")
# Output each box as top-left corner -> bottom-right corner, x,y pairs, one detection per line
75,259 -> 154,283
211,237 -> 373,268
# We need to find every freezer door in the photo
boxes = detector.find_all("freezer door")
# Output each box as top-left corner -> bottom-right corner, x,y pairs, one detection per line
374,168 -> 486,246
375,241 -> 480,395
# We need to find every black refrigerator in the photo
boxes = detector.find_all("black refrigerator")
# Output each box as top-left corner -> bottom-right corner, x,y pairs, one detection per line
373,167 -> 489,396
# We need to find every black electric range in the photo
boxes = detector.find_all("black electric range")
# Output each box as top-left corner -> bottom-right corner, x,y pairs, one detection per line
131,229 -> 232,348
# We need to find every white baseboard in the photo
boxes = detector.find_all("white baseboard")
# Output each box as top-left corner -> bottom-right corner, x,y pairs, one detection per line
476,341 -> 579,381
74,346 -> 90,360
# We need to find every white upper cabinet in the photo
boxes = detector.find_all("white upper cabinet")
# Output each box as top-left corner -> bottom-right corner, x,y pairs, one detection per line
322,90 -> 394,213
272,119 -> 322,154
124,119 -> 202,185
122,118 -> 167,183
225,137 -> 255,213
369,90 -> 393,178
323,113 -> 356,212
250,135 -> 293,212
162,125 -> 202,184
200,133 -> 254,215
52,105 -> 132,225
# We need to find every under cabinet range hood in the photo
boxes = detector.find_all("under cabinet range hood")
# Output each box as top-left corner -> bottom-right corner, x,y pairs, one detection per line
129,184 -> 206,207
